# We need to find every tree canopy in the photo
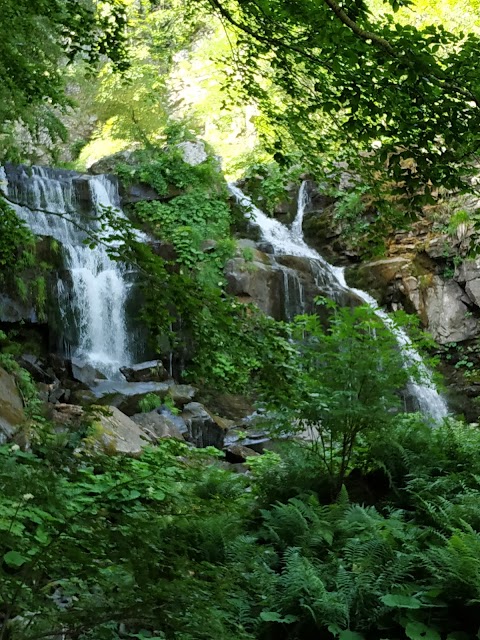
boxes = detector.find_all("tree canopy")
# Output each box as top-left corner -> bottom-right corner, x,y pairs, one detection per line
0,0 -> 128,146
200,0 -> 480,201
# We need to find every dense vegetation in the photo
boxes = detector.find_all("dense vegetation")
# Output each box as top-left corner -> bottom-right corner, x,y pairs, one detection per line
2,415 -> 480,640
2,0 -> 480,639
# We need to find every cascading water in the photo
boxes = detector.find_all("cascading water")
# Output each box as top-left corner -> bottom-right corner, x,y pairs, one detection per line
229,181 -> 449,421
1,165 -> 132,379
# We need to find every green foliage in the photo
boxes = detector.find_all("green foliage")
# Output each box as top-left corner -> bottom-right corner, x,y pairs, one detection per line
201,0 -> 480,203
333,184 -> 411,257
138,393 -> 163,413
2,397 -> 480,640
238,159 -> 303,214
0,354 -> 42,420
0,0 -> 128,159
110,146 -> 297,393
277,301 -> 419,488
0,197 -> 35,274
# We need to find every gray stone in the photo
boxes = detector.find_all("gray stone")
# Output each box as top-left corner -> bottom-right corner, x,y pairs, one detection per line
405,275 -> 478,344
120,360 -> 169,383
93,406 -> 153,455
225,255 -> 285,319
88,149 -> 139,175
70,389 -> 97,406
18,354 -> 57,384
0,367 -> 25,443
71,359 -> 107,385
456,258 -> 480,307
92,380 -> 171,416
425,235 -> 452,259
176,141 -> 208,166
0,294 -> 37,323
122,182 -> 183,204
168,384 -> 196,407
181,402 -> 227,449
224,444 -> 260,463
130,409 -> 188,441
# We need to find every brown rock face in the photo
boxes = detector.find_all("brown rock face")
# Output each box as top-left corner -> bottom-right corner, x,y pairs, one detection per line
0,367 -> 25,443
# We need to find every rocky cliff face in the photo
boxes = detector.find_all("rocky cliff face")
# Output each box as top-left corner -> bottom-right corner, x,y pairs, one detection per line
302,193 -> 480,420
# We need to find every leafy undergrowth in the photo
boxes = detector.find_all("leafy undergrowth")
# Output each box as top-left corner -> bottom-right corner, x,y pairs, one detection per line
1,416 -> 480,640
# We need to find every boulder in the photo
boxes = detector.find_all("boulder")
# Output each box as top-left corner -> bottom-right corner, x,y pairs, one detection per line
130,408 -> 188,441
70,389 -> 97,406
92,380 -> 171,416
181,402 -> 227,449
402,275 -> 478,344
425,235 -> 452,259
225,254 -> 285,319
0,294 -> 37,323
88,149 -> 139,174
346,257 -> 410,304
0,367 -> 25,443
224,444 -> 260,463
71,359 -> 107,385
18,354 -> 57,384
120,360 -> 169,383
176,141 -> 208,166
122,182 -> 182,204
457,258 -> 480,307
51,403 -> 85,428
168,384 -> 196,407
91,407 -> 153,455
200,393 -> 255,421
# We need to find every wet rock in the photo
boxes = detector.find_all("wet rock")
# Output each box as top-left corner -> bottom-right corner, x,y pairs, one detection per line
0,294 -> 37,323
0,367 -> 25,443
92,380 -> 171,416
168,384 -> 196,407
346,257 -> 410,304
47,354 -> 74,382
71,359 -> 107,385
120,360 -> 169,383
224,444 -> 260,463
122,182 -> 182,204
130,408 -> 188,441
181,402 -> 227,449
18,354 -> 57,384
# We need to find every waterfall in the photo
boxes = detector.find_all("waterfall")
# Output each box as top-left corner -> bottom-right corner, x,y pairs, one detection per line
2,165 -> 132,379
229,181 -> 449,421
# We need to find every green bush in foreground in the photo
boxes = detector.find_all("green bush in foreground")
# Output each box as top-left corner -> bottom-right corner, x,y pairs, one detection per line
1,416 -> 480,640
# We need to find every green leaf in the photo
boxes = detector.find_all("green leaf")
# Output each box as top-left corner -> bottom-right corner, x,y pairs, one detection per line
405,622 -> 441,640
260,611 -> 297,623
381,594 -> 422,609
339,632 -> 365,640
3,550 -> 28,567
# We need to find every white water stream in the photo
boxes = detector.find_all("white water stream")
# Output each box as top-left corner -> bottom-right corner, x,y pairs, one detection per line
1,165 -> 132,379
229,182 -> 449,421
